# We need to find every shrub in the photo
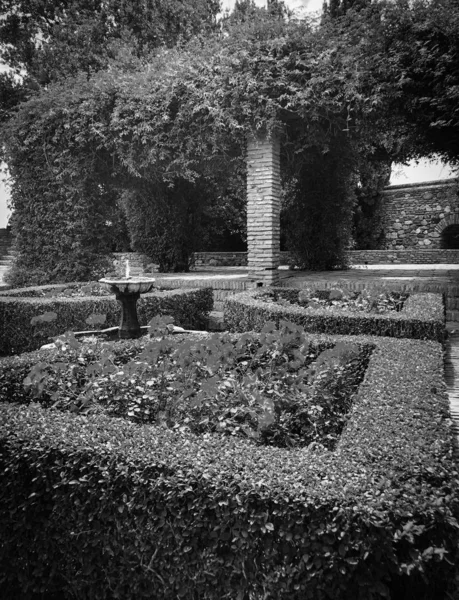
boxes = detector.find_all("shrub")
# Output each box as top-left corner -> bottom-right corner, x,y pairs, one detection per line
0,333 -> 457,599
0,285 -> 213,355
224,288 -> 445,342
0,322 -> 374,451
282,136 -> 356,270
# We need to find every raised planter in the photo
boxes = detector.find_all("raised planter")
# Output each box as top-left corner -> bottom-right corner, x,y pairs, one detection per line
224,287 -> 445,341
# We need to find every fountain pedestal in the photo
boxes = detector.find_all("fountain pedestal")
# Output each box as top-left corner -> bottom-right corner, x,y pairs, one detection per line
99,278 -> 156,339
115,289 -> 141,338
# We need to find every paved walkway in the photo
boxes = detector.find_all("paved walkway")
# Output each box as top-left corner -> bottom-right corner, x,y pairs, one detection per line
153,264 -> 459,286
445,323 -> 459,460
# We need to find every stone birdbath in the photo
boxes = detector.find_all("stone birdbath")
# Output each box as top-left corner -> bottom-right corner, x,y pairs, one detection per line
99,261 -> 155,339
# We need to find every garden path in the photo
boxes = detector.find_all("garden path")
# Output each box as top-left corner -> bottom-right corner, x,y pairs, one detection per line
445,323 -> 459,460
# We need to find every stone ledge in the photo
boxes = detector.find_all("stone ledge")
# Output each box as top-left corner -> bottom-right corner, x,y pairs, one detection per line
383,179 -> 457,192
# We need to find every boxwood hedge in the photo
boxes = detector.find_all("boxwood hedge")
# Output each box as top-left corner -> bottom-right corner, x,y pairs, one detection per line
0,284 -> 213,355
224,288 -> 445,341
0,333 -> 457,599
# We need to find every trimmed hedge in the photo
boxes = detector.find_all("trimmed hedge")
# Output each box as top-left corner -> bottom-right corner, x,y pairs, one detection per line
0,284 -> 213,355
224,288 -> 445,341
0,333 -> 458,599
0,330 -> 373,453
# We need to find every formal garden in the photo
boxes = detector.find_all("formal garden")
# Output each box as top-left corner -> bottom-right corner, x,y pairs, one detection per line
1,0 -> 459,598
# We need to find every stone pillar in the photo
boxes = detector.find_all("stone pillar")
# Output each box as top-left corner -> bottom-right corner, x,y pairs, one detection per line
246,131 -> 281,287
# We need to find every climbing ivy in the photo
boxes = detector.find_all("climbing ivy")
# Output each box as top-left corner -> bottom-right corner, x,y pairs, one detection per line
4,1 -> 459,279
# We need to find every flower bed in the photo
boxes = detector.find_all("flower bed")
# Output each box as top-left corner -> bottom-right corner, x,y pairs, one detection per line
0,284 -> 213,355
0,330 -> 457,599
0,321 -> 374,450
224,287 -> 445,341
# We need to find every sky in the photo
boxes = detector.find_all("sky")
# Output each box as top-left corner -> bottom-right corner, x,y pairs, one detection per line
0,0 -> 456,228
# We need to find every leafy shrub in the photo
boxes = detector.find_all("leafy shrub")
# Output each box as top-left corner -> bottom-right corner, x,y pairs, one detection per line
0,333 -> 457,599
0,320 -> 373,450
276,287 -> 408,314
0,285 -> 213,355
282,135 -> 357,270
224,288 -> 445,342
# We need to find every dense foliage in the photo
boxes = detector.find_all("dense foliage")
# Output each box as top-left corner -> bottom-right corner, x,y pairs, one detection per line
224,288 -> 445,341
0,0 -> 220,86
2,0 -> 459,276
1,5 -> 387,277
282,135 -> 357,269
0,0 -> 222,280
1,320 -> 373,450
0,332 -> 457,599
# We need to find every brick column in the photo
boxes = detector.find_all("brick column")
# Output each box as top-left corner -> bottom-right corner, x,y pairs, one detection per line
246,131 -> 281,287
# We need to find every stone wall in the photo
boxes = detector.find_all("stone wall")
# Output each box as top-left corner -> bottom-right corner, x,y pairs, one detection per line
380,179 -> 458,249
349,249 -> 459,264
193,252 -> 247,267
192,249 -> 459,266
193,251 -> 296,267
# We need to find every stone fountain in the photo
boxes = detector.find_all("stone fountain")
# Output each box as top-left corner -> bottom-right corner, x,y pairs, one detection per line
99,260 -> 155,339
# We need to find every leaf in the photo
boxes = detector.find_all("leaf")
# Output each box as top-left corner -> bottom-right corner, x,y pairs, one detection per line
85,313 -> 107,326
30,311 -> 58,325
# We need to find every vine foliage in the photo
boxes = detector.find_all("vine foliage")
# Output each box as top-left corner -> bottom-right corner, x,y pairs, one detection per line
3,1 -> 459,280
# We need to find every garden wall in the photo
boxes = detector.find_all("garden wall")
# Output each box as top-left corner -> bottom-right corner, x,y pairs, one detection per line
193,249 -> 459,266
378,179 -> 459,250
350,249 -> 459,264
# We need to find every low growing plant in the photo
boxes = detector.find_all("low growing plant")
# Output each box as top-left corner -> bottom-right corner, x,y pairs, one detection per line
9,318 -> 374,450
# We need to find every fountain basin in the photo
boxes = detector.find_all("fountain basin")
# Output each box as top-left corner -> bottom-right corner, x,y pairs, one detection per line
99,278 -> 156,295
99,277 -> 156,338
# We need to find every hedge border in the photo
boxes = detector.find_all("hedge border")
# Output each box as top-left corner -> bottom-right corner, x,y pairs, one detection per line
0,332 -> 457,599
224,287 -> 445,341
0,283 -> 213,355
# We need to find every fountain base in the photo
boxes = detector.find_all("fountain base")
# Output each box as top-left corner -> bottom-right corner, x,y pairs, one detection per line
116,290 -> 141,338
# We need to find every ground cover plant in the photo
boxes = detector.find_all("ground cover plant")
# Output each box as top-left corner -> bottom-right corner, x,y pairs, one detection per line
4,282 -> 114,298
273,288 -> 408,314
225,287 -> 445,342
0,284 -> 213,355
0,326 -> 457,599
0,319 -> 373,451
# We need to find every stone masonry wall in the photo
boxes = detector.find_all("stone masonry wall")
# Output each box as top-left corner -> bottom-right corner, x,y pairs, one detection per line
246,132 -> 281,286
349,249 -> 459,264
380,180 -> 459,250
192,249 -> 459,266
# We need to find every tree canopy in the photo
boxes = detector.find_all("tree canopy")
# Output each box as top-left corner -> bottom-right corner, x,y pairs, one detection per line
0,0 -> 221,110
